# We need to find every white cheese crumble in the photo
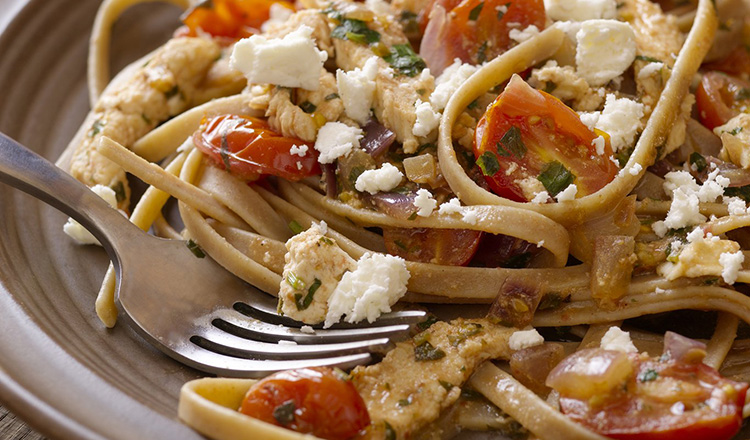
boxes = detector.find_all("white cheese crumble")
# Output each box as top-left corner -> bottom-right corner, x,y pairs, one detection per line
289,144 -> 309,157
300,325 -> 316,334
555,184 -> 578,202
509,328 -> 545,351
431,60 -> 478,111
720,251 -> 744,284
63,185 -> 119,245
324,253 -> 410,328
531,191 -> 550,204
509,25 -> 540,43
260,3 -> 294,32
438,198 -> 462,215
462,209 -> 479,225
575,20 -> 636,87
726,197 -> 749,216
637,61 -> 665,81
629,163 -> 643,176
413,99 -> 441,137
413,189 -> 437,217
544,0 -> 617,21
314,122 -> 362,164
600,326 -> 638,353
592,135 -> 605,155
590,94 -> 645,152
336,57 -> 379,125
231,25 -> 327,91
355,163 -> 404,194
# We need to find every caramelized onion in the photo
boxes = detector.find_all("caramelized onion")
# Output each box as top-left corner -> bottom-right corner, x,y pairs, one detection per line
590,235 -> 636,309
487,277 -> 544,328
361,119 -> 396,158
367,191 -> 417,220
510,343 -> 565,396
663,331 -> 707,364
546,348 -> 634,400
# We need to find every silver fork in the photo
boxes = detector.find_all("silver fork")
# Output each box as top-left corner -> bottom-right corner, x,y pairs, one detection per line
0,132 -> 426,378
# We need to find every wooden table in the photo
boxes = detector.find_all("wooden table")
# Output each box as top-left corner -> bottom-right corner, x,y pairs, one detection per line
0,405 -> 45,440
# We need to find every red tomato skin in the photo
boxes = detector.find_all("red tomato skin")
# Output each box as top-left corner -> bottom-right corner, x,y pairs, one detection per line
473,76 -> 618,202
181,0 -> 294,39
240,367 -> 370,440
695,71 -> 750,130
703,46 -> 750,80
558,358 -> 748,440
193,114 -> 320,181
383,227 -> 482,265
419,0 -> 546,75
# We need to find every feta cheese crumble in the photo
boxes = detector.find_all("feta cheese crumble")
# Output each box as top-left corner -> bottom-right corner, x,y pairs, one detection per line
543,0 -> 617,21
555,184 -> 578,202
231,25 -> 328,91
63,185 -> 119,245
431,60 -> 478,111
600,326 -> 638,353
413,99 -> 441,137
314,122 -> 362,164
289,144 -> 308,157
462,209 -> 479,225
325,253 -> 410,328
576,20 -> 636,87
509,25 -> 541,43
355,163 -> 404,194
509,328 -> 544,351
720,251 -> 744,284
629,163 -> 643,176
588,94 -> 645,151
438,197 -> 462,215
531,191 -> 550,204
592,135 -> 605,155
336,57 -> 379,125
413,189 -> 437,217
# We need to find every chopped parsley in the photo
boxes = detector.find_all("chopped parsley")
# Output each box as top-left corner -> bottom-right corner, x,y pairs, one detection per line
688,152 -> 707,172
111,181 -> 126,203
416,314 -> 438,331
537,160 -> 575,196
289,220 -> 304,235
538,292 -> 566,310
319,236 -> 334,245
299,101 -> 317,113
639,369 -> 659,382
399,10 -> 419,34
186,239 -> 206,258
272,400 -> 296,425
467,99 -> 480,110
324,93 -> 340,101
414,341 -> 446,361
438,380 -> 454,391
397,396 -> 412,407
497,126 -> 526,158
736,87 -> 750,101
88,119 -> 105,137
286,271 -> 306,291
477,40 -> 489,63
469,2 -> 484,20
164,85 -> 181,99
331,19 -> 381,45
729,126 -> 743,136
447,322 -> 483,346
496,2 -> 511,19
724,185 -> 750,202
383,44 -> 426,77
295,278 -> 321,310
476,151 -> 500,176
635,55 -> 662,63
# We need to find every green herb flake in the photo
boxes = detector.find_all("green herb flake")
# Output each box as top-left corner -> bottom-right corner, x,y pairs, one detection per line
164,85 -> 181,99
383,44 -> 427,77
272,400 -> 296,425
635,55 -> 662,63
384,421 -> 396,440
724,185 -> 750,202
324,93 -> 340,101
477,40 -> 489,63
397,396 -> 412,407
141,113 -> 152,125
438,380 -> 454,391
538,292 -> 565,310
476,151 -> 500,176
111,181 -> 126,203
467,99 -> 480,110
88,119 -> 105,137
497,126 -> 526,158
394,239 -> 408,250
639,369 -> 659,382
295,278 -> 321,310
416,314 -> 438,331
331,19 -> 381,45
729,127 -> 743,136
399,10 -> 419,34
537,160 -> 575,196
414,341 -> 446,361
736,88 -> 750,101
285,271 -> 306,291
544,82 -> 558,94
289,220 -> 304,235
186,239 -> 206,258
468,2 -> 484,21
497,2 -> 510,19
689,152 -> 708,172
319,236 -> 334,245
447,322 -> 483,346
349,166 -> 366,186
460,388 -> 483,401
407,211 -> 418,221
299,101 -> 317,113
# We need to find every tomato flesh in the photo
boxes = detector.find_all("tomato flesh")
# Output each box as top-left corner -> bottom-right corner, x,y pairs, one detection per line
240,367 -> 370,440
383,227 -> 482,265
419,0 -> 545,75
702,47 -> 750,80
181,0 -> 294,39
696,71 -> 750,130
193,114 -> 320,181
555,351 -> 748,440
473,75 -> 618,202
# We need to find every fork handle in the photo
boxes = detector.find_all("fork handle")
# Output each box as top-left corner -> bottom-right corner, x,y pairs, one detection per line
0,132 -> 136,255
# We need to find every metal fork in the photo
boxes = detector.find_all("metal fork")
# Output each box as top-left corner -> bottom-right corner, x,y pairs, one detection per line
0,132 -> 426,378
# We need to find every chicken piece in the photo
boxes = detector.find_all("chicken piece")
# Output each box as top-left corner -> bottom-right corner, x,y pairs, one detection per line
331,2 -> 435,153
351,318 -> 514,439
69,37 -> 221,209
529,61 -> 604,112
716,113 -> 750,169
193,45 -> 247,104
264,9 -> 335,58
278,223 -> 356,323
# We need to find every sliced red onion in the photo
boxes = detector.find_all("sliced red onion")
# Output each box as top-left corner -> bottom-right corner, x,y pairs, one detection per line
366,191 -> 417,220
361,119 -> 396,159
663,331 -> 706,364
322,163 -> 337,198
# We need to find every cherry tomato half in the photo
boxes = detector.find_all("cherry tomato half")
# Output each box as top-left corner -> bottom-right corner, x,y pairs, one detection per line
193,114 -> 320,181
696,71 -> 750,130
554,350 -> 748,440
181,0 -> 294,39
419,0 -> 545,75
473,75 -> 618,202
240,367 -> 370,440
383,227 -> 482,265
702,46 -> 750,80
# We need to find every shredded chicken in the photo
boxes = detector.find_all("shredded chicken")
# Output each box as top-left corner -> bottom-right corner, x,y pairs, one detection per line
352,318 -> 514,439
529,61 -> 604,112
69,37 -> 221,208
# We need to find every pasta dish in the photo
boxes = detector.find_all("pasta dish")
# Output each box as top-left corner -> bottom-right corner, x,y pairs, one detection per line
54,0 -> 750,437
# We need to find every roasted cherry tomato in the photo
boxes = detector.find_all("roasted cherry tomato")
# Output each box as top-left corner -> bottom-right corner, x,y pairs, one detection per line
696,71 -> 750,130
383,227 -> 482,265
702,46 -> 750,80
419,0 -> 545,75
180,0 -> 294,39
473,75 -> 618,202
551,348 -> 748,440
193,114 -> 320,181
240,367 -> 370,440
